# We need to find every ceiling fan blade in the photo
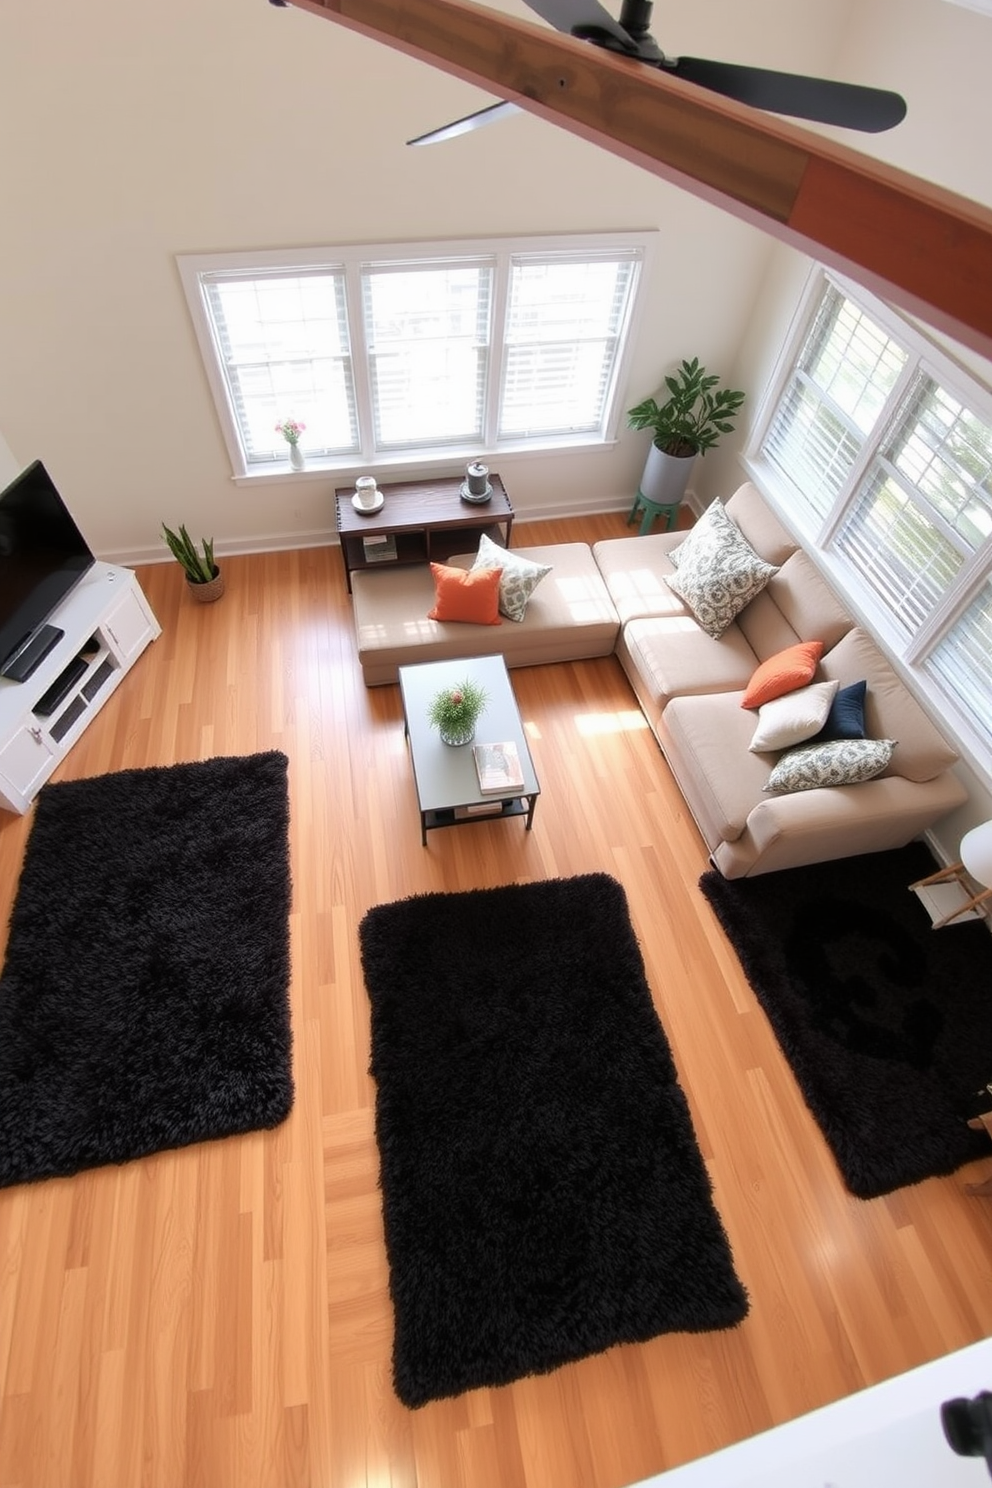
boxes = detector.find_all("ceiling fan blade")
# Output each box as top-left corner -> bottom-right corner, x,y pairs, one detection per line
522,0 -> 640,53
409,0 -> 646,145
667,57 -> 907,133
407,100 -> 521,147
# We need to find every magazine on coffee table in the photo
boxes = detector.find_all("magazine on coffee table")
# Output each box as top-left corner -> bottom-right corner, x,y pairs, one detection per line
473,740 -> 525,794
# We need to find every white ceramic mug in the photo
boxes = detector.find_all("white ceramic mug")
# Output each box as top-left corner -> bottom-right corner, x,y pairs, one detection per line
355,476 -> 378,509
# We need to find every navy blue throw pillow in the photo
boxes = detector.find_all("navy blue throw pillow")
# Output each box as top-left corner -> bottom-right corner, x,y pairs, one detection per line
815,679 -> 867,741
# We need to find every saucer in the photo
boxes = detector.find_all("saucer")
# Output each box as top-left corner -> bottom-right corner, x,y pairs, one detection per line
352,492 -> 385,515
459,480 -> 492,504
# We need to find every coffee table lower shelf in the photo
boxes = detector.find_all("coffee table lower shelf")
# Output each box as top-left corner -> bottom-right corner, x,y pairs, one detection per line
419,794 -> 537,846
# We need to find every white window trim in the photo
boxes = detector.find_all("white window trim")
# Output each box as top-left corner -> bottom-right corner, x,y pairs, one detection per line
177,231 -> 656,486
744,264 -> 992,788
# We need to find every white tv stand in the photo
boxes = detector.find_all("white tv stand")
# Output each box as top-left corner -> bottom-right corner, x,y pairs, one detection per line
0,563 -> 160,814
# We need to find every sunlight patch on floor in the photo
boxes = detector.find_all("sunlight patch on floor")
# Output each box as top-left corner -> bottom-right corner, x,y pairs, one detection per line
574,709 -> 649,737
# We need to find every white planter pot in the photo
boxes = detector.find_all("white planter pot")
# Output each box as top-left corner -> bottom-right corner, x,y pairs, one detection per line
639,443 -> 695,507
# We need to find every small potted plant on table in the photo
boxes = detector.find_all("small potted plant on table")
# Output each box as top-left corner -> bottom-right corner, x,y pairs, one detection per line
427,677 -> 488,746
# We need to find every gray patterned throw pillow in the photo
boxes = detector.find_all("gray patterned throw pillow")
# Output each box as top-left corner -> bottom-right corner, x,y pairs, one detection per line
665,499 -> 778,638
764,737 -> 896,794
472,532 -> 552,622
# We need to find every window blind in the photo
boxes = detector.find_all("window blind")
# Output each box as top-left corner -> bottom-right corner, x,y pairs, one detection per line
761,285 -> 906,524
205,271 -> 358,463
835,469 -> 966,633
929,580 -> 992,749
891,378 -> 992,548
360,262 -> 493,450
498,255 -> 635,439
834,374 -> 992,635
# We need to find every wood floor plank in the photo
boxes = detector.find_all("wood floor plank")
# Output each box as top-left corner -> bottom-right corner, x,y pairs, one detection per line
1,510 -> 992,1487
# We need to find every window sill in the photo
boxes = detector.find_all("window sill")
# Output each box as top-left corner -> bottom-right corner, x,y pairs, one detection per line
230,436 -> 619,488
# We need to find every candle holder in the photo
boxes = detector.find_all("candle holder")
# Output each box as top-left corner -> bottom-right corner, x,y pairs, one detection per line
460,462 -> 492,504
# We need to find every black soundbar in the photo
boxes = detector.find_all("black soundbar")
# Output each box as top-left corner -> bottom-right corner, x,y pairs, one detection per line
33,654 -> 88,717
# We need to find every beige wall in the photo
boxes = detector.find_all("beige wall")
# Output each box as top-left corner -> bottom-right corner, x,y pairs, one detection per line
0,0 -> 853,561
0,434 -> 18,490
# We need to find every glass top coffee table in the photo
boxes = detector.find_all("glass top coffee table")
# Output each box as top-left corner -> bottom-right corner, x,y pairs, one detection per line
398,655 -> 540,846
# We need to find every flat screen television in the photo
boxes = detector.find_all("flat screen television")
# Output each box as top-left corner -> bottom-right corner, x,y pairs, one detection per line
0,460 -> 96,682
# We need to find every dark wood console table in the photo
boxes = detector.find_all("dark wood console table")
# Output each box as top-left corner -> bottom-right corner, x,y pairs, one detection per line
334,474 -> 514,592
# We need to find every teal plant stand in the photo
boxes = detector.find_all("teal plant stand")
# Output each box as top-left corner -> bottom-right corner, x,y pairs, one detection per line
627,490 -> 681,535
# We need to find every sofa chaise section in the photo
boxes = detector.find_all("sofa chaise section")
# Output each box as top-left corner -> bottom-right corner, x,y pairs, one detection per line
350,543 -> 620,686
659,629 -> 969,878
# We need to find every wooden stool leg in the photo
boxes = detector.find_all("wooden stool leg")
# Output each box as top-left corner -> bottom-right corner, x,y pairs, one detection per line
626,497 -> 641,528
909,862 -> 965,890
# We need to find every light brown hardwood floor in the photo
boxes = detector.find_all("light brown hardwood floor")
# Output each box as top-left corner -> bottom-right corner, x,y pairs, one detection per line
1,510 -> 991,1488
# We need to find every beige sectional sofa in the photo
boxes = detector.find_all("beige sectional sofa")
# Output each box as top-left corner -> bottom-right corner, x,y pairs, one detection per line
592,483 -> 968,877
348,482 -> 968,877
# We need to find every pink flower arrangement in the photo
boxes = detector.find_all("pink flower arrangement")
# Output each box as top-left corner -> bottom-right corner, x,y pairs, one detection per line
275,418 -> 306,446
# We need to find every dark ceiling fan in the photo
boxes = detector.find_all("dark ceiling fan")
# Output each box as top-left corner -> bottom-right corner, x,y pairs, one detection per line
406,0 -> 907,145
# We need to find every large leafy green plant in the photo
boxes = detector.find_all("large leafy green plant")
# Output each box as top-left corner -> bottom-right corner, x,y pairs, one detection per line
627,357 -> 745,458
161,523 -> 218,584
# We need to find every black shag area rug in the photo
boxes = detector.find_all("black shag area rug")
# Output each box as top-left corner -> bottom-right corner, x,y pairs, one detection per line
700,842 -> 992,1199
0,752 -> 293,1188
358,871 -> 748,1409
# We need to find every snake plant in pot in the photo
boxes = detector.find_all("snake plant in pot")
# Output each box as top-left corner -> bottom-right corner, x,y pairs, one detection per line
162,523 -> 225,603
627,357 -> 746,509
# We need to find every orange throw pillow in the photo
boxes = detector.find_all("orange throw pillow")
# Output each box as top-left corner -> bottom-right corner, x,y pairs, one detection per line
741,641 -> 824,709
428,563 -> 503,625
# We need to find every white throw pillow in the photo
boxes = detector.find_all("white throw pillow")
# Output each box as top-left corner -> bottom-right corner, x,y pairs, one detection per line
748,680 -> 840,753
665,499 -> 778,639
763,738 -> 897,794
471,533 -> 551,622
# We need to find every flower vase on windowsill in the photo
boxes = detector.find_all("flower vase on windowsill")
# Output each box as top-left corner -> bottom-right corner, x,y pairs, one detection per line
276,417 -> 306,472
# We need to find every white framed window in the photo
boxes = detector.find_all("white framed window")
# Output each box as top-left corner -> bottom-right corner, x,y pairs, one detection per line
747,268 -> 992,779
177,232 -> 652,480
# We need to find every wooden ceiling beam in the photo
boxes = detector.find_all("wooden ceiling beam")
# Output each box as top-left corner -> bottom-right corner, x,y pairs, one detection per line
285,0 -> 992,362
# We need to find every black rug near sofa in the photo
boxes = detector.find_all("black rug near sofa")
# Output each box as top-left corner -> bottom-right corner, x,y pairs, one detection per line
0,752 -> 294,1189
358,872 -> 748,1409
700,842 -> 992,1199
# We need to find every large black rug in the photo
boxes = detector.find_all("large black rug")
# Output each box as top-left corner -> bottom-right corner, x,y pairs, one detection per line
358,872 -> 748,1409
700,843 -> 992,1199
0,752 -> 294,1188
